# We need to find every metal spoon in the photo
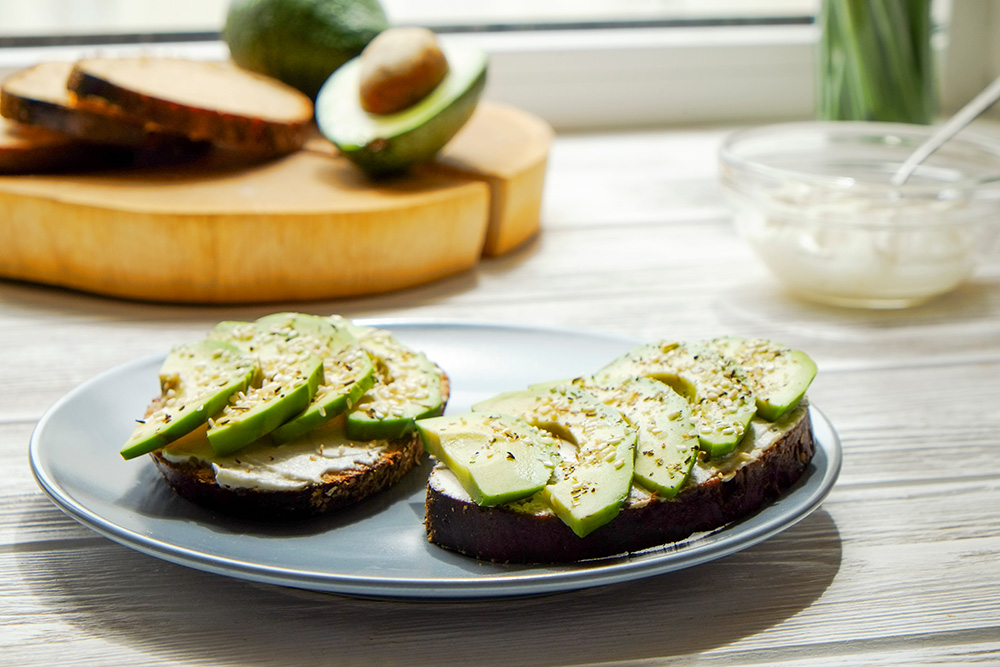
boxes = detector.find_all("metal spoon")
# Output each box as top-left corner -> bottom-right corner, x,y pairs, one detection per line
891,72 -> 1000,186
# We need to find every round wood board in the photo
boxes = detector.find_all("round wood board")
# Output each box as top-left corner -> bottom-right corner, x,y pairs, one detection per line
0,101 -> 551,303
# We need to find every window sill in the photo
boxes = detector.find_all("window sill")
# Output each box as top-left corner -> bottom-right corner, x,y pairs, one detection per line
1,18 -> 990,132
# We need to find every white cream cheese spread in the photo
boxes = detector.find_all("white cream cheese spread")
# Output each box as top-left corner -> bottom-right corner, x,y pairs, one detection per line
739,183 -> 983,306
161,417 -> 388,491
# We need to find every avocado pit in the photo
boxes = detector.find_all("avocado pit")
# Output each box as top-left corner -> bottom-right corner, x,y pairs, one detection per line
359,27 -> 450,115
315,33 -> 488,177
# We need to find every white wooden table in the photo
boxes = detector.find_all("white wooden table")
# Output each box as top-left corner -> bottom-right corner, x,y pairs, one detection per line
2,125 -> 999,666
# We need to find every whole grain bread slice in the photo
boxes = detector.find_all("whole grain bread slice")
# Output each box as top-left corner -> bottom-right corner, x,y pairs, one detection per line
424,403 -> 815,563
149,372 -> 449,520
151,430 -> 425,519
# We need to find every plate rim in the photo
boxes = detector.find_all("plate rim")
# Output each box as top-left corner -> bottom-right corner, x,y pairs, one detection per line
29,320 -> 842,599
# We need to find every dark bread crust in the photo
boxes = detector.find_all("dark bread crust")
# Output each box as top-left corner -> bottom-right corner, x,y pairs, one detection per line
148,369 -> 449,520
424,408 -> 815,563
150,432 -> 423,520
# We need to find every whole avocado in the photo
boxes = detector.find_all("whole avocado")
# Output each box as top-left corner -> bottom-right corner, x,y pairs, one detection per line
223,0 -> 389,99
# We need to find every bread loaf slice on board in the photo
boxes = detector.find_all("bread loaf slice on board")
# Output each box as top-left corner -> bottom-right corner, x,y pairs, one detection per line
67,57 -> 314,155
424,404 -> 815,563
0,116 -> 90,173
1,61 -> 195,151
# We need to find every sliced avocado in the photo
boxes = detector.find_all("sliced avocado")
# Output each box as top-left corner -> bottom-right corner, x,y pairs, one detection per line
707,337 -> 817,421
569,376 -> 698,499
474,385 -> 637,538
315,41 -> 487,176
265,315 -> 377,443
120,340 -> 257,460
417,413 -> 560,506
595,341 -> 757,459
345,328 -> 444,440
327,314 -> 374,339
206,316 -> 325,456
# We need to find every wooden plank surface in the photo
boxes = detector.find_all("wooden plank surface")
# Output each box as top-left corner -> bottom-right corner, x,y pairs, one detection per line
1,124 -> 999,666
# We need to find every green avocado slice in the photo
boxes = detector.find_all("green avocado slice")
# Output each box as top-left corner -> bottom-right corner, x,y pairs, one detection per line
595,341 -> 757,459
565,376 -> 699,499
707,337 -> 817,421
265,314 -> 376,443
315,41 -> 487,176
345,328 -> 444,441
417,413 -> 560,506
120,340 -> 257,460
474,385 -> 637,538
327,314 -> 374,339
205,315 -> 325,456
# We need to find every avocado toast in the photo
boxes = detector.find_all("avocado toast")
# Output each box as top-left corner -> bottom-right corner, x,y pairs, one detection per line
417,338 -> 817,563
124,313 -> 447,519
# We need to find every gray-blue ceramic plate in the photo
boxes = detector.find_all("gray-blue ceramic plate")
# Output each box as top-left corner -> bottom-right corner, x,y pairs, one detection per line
29,321 -> 841,599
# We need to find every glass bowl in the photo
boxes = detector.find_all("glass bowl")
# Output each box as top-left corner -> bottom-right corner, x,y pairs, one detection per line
719,122 -> 1000,308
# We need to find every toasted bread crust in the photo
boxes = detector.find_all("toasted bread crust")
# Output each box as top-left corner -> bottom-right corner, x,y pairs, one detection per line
150,432 -> 423,519
424,408 -> 815,563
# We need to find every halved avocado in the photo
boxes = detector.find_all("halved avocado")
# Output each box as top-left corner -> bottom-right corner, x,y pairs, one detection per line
315,41 -> 487,177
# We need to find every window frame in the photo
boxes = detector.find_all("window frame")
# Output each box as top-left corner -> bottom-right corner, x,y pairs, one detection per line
0,2 -> 995,132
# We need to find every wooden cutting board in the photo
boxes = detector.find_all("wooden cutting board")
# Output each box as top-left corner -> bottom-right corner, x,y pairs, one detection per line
0,101 -> 551,303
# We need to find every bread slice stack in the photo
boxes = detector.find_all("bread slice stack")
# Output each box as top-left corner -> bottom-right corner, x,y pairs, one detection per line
0,56 -> 313,172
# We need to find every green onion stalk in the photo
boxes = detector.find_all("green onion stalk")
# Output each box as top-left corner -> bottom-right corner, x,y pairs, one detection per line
817,0 -> 936,124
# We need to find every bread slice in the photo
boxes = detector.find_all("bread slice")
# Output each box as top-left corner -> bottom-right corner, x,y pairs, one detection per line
149,372 -> 448,520
150,423 -> 423,519
0,116 -> 90,173
67,57 -> 314,155
1,61 -> 196,151
424,402 -> 815,563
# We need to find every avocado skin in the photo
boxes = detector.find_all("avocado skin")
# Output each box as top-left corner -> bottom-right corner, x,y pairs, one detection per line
320,65 -> 487,177
224,0 -> 389,99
